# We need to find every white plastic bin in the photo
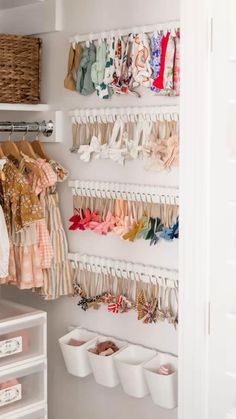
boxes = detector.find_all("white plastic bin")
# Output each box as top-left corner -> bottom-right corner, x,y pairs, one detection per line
114,344 -> 156,398
144,353 -> 178,409
87,336 -> 127,388
0,360 -> 47,418
0,300 -> 46,370
59,328 -> 98,377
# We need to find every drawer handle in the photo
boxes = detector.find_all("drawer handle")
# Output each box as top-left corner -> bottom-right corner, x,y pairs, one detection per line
0,336 -> 23,358
0,384 -> 22,407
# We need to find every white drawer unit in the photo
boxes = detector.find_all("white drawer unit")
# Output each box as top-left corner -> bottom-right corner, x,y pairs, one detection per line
5,404 -> 47,419
0,300 -> 46,370
0,300 -> 47,419
0,359 -> 47,418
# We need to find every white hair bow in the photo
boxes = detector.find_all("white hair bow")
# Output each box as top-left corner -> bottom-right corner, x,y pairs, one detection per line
78,136 -> 108,162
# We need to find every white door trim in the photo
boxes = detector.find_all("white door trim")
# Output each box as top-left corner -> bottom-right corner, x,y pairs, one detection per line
179,0 -> 210,418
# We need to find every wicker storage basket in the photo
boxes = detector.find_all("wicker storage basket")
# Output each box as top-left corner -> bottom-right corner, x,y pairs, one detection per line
0,34 -> 42,104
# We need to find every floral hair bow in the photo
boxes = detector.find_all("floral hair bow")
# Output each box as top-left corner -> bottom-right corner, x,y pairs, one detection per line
136,291 -> 158,324
77,295 -> 102,311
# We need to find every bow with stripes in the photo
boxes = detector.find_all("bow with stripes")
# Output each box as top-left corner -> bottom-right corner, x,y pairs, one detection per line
108,295 -> 123,314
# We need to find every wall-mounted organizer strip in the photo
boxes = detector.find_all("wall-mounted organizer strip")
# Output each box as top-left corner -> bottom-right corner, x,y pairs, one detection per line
69,180 -> 179,245
69,21 -> 180,44
69,106 -> 179,171
69,180 -> 179,204
69,106 -> 179,122
59,327 -> 178,409
69,106 -> 179,168
69,253 -> 178,326
66,21 -> 180,98
69,252 -> 178,285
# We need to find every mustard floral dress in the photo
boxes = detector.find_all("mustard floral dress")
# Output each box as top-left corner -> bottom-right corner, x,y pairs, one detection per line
2,161 -> 44,288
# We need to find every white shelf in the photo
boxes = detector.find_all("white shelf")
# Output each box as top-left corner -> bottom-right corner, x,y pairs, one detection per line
0,103 -> 50,112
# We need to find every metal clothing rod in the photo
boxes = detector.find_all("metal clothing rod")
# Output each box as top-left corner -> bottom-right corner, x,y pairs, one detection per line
0,120 -> 54,137
69,20 -> 180,44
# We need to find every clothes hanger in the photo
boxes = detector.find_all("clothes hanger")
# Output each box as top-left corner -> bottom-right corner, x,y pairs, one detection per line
17,124 -> 38,160
1,125 -> 22,161
31,124 -> 50,161
0,144 -> 4,158
16,126 -> 44,177
0,155 -> 7,181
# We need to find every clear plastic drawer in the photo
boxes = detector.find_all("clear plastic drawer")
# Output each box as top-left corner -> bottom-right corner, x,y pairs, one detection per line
0,360 -> 47,418
0,300 -> 46,369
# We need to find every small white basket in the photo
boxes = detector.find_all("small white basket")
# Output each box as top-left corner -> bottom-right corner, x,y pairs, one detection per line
59,328 -> 98,378
87,336 -> 127,388
114,344 -> 156,398
144,353 -> 178,409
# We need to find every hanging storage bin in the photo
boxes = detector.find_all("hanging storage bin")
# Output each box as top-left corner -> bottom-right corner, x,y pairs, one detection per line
0,34 -> 41,104
59,328 -> 98,378
114,344 -> 156,398
87,336 -> 127,388
143,353 -> 178,409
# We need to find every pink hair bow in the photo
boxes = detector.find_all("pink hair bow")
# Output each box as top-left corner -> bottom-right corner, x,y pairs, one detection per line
93,211 -> 116,235
81,209 -> 101,230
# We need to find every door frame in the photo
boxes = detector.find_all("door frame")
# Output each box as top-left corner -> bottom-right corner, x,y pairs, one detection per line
179,0 -> 210,418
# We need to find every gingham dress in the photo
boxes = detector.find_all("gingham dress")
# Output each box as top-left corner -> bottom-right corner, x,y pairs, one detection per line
40,191 -> 73,300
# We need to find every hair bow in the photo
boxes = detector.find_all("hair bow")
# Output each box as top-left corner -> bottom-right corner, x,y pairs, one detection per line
78,136 -> 108,162
160,217 -> 179,240
108,295 -> 123,313
77,296 -> 96,311
136,291 -> 158,324
69,213 -> 81,230
108,147 -> 126,165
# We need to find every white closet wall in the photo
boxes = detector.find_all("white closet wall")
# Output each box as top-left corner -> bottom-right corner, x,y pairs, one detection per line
2,1 -> 180,418
0,0 -> 63,34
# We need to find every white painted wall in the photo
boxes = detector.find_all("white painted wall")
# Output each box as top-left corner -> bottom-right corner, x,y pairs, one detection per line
0,0 -> 62,35
2,1 -> 180,418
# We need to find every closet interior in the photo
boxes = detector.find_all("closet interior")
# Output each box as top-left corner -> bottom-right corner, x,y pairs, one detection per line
0,1 -> 181,418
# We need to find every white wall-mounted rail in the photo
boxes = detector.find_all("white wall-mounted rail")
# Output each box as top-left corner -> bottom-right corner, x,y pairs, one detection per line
69,252 -> 178,286
69,20 -> 180,45
69,106 -> 179,124
69,180 -> 179,205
